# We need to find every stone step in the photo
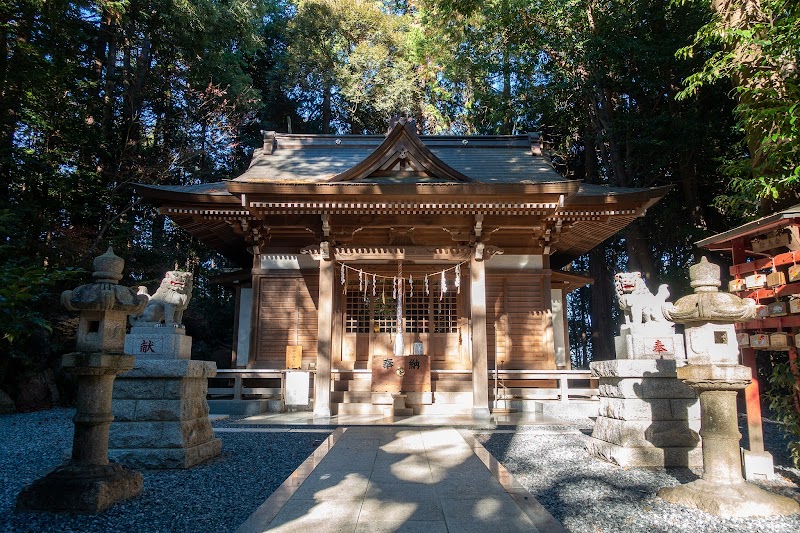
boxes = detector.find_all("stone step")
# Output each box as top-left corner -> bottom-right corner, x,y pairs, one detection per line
333,371 -> 372,380
430,381 -> 472,392
333,379 -> 373,392
333,403 -> 386,416
330,391 -> 373,403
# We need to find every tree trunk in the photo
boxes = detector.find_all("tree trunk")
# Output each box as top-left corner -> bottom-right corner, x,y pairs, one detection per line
0,6 -> 34,202
321,85 -> 332,134
101,17 -> 117,176
584,131 -> 616,362
502,48 -> 512,134
589,243 -> 615,361
623,220 -> 657,283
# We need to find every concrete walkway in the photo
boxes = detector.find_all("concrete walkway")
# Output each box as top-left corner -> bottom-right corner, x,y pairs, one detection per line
236,425 -> 565,533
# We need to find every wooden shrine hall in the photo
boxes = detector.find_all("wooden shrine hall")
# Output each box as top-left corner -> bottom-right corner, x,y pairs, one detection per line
138,121 -> 669,417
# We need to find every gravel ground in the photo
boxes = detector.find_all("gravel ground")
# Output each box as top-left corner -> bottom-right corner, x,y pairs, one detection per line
0,408 -> 330,533
475,415 -> 800,533
2,409 -> 799,532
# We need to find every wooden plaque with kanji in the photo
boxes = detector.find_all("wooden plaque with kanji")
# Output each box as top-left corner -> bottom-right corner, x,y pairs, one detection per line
371,355 -> 431,393
285,345 -> 303,369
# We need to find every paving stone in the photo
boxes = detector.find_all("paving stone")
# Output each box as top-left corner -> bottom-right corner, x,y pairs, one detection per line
239,426 -> 556,533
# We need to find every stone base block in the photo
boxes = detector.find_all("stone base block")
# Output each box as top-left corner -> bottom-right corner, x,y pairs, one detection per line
110,359 -> 220,469
615,331 -> 686,360
16,463 -> 142,514
533,399 -> 601,418
591,359 -> 685,378
109,417 -> 216,449
658,478 -> 799,517
589,358 -> 702,468
742,449 -> 775,481
109,438 -> 222,469
591,416 -> 700,448
586,437 -> 703,467
599,397 -> 700,421
125,329 -> 192,359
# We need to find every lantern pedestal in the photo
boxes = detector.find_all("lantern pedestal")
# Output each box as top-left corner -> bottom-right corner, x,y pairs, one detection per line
658,364 -> 799,517
16,353 -> 142,514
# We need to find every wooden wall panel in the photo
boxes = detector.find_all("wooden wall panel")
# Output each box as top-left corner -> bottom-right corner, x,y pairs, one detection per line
486,272 -> 555,370
255,271 -> 319,368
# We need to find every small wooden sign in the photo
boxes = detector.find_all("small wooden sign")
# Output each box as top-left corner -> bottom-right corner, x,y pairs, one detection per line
750,333 -> 770,348
736,333 -> 750,347
752,227 -> 799,253
728,279 -> 746,292
755,304 -> 770,319
767,271 -> 786,287
790,298 -> 800,314
745,273 -> 766,289
286,345 -> 303,369
789,265 -> 800,282
770,333 -> 791,350
769,301 -> 789,317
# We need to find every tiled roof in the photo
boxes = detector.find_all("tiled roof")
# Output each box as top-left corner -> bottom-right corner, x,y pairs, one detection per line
697,203 -> 800,247
233,133 -> 564,184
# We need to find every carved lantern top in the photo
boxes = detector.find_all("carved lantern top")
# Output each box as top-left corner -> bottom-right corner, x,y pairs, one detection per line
91,246 -> 125,283
62,247 -> 147,314
662,257 -> 756,324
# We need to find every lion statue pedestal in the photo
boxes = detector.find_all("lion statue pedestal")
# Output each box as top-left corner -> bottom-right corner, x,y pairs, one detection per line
585,272 -> 702,468
123,271 -> 194,359
111,271 -> 221,469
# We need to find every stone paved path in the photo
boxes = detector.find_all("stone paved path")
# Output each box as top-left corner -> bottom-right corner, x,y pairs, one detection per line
236,426 -> 564,533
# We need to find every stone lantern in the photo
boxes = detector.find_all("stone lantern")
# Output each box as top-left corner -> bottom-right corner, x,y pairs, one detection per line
16,248 -> 147,514
658,257 -> 799,517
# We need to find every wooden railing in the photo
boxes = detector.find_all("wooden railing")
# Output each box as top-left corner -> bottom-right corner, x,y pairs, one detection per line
208,368 -> 596,403
492,369 -> 598,402
209,369 -> 309,401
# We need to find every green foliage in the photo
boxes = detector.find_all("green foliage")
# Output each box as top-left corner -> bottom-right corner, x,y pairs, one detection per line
676,0 -> 800,214
284,0 -> 425,133
0,264 -> 73,346
0,209 -> 79,359
766,361 -> 800,467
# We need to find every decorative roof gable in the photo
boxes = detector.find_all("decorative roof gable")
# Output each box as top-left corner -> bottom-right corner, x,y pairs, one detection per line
329,121 -> 474,183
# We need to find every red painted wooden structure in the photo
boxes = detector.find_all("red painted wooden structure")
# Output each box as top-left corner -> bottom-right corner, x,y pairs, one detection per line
697,204 -> 800,454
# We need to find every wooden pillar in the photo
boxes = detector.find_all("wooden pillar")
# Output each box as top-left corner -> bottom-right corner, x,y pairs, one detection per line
471,252 -> 490,419
231,285 -> 242,369
731,236 -> 765,452
314,256 -> 334,418
562,288 -> 571,370
741,347 -> 765,453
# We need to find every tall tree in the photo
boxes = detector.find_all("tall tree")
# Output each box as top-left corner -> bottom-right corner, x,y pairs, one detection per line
285,0 -> 425,134
677,0 -> 800,216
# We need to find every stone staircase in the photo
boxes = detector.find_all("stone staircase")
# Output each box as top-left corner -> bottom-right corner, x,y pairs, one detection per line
331,370 -> 473,416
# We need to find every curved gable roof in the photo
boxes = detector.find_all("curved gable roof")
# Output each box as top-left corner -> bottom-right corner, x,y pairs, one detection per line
329,122 -> 474,183
233,126 -> 563,185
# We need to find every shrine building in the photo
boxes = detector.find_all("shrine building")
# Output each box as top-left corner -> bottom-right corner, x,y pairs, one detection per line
138,121 -> 669,417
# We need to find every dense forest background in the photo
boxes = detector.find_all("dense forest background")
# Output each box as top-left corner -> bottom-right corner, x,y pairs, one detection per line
0,0 -> 797,411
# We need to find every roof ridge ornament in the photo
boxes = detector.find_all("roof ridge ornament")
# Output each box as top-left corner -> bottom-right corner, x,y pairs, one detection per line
528,132 -> 542,156
387,116 -> 416,135
261,130 -> 276,155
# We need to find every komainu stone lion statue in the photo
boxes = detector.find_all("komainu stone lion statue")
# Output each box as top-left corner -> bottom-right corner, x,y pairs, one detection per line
129,271 -> 193,327
614,272 -> 670,326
